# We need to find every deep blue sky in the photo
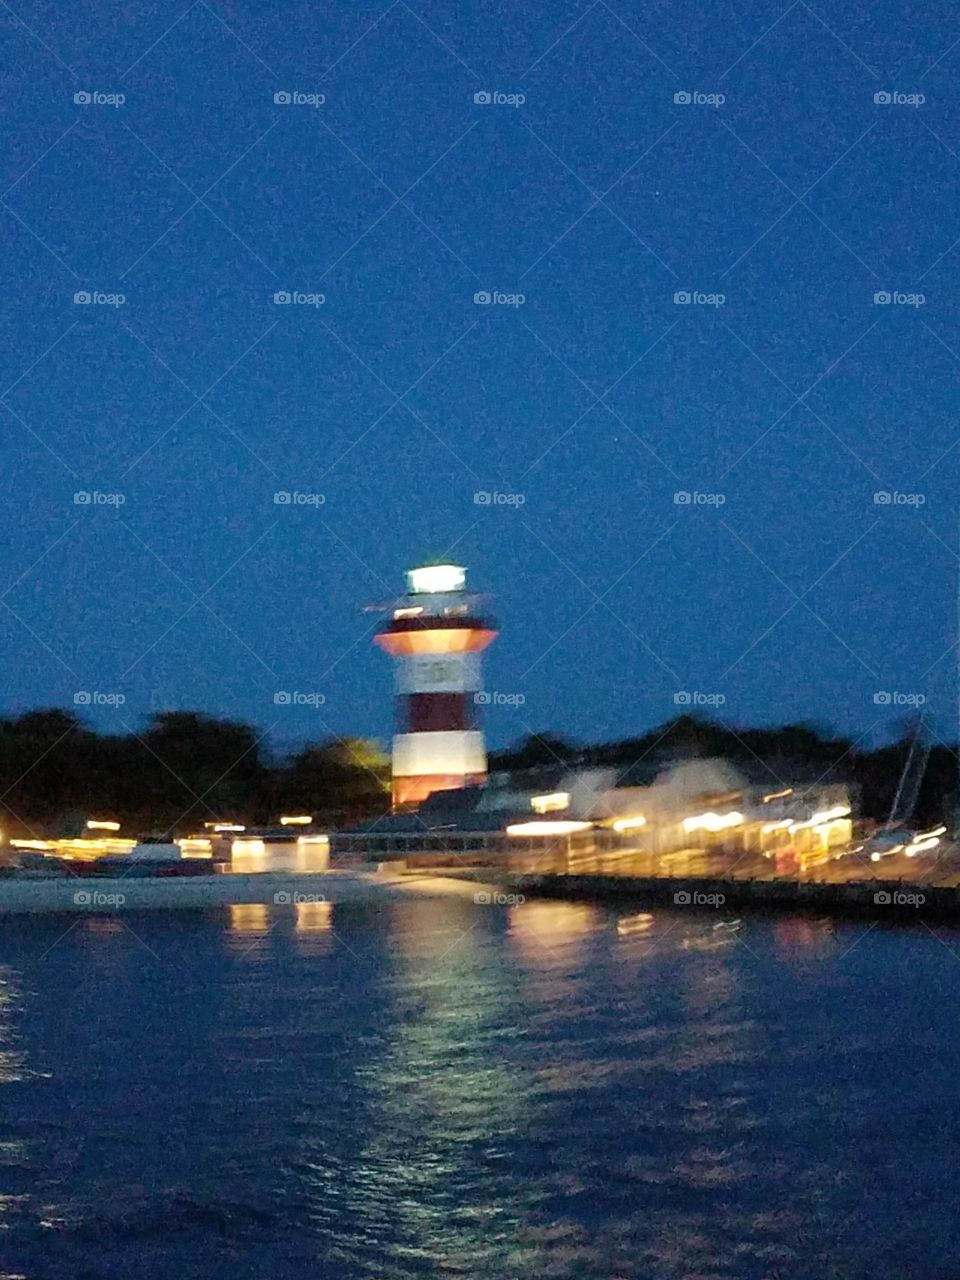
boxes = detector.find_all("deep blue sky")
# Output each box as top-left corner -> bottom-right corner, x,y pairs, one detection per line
0,0 -> 957,753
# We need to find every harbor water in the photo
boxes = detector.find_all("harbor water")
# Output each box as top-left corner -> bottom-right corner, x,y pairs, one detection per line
0,896 -> 958,1278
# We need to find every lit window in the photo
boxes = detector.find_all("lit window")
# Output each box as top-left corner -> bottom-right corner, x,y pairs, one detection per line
531,792 -> 570,814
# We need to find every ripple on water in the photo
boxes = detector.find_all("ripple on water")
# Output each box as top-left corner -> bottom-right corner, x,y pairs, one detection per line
0,903 -> 958,1279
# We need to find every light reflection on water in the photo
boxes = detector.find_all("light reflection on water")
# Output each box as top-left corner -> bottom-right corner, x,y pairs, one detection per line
0,900 -> 958,1278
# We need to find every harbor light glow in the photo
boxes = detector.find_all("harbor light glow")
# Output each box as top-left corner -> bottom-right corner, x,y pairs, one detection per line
906,831 -> 944,856
762,788 -> 793,803
280,815 -> 313,826
788,805 -> 851,833
761,818 -> 793,833
530,792 -> 570,814
683,811 -> 744,833
406,564 -> 466,595
86,819 -> 120,831
178,837 -> 213,856
231,838 -> 265,855
612,815 -> 647,832
506,820 -> 592,837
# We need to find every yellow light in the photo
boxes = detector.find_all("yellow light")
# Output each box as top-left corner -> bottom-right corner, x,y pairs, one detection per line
178,837 -> 213,857
230,904 -> 268,934
761,819 -> 793,833
617,912 -> 654,936
612,815 -> 647,832
297,834 -> 330,846
505,820 -> 592,837
206,822 -> 245,832
530,792 -> 570,815
231,838 -> 265,855
49,837 -> 136,856
375,627 -> 496,656
682,811 -> 744,833
872,846 -> 903,861
406,564 -> 465,594
11,839 -> 51,851
810,805 -> 850,824
296,901 -> 332,932
86,819 -> 120,831
280,815 -> 313,826
762,788 -> 793,803
788,805 -> 851,833
907,835 -> 940,855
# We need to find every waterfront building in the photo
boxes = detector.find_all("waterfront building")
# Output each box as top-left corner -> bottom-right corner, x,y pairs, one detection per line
332,754 -> 853,863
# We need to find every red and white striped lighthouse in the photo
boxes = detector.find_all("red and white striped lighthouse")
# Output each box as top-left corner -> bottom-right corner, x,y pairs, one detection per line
374,564 -> 498,809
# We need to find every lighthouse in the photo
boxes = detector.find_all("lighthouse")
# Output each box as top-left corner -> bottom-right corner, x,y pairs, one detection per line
374,563 -> 498,809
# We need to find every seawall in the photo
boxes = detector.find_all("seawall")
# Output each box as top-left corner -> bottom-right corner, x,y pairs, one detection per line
445,870 -> 958,924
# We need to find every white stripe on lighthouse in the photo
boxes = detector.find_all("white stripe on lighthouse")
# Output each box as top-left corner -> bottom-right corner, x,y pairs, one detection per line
394,652 -> 482,694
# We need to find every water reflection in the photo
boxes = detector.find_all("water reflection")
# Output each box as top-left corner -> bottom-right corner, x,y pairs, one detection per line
1,902 -> 959,1278
294,900 -> 333,954
616,910 -> 655,937
507,900 -> 600,962
229,903 -> 269,935
330,897 -> 535,1274
773,916 -> 839,962
295,900 -> 332,932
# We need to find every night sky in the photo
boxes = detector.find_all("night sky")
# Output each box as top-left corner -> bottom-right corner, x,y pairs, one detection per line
0,0 -> 957,753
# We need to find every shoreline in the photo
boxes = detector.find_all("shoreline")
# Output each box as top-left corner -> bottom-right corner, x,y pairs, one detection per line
0,869 -> 489,915
463,869 -> 958,924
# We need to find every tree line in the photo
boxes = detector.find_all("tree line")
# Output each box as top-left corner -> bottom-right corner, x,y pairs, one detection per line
0,709 -> 950,837
0,710 -> 389,837
490,715 -> 956,830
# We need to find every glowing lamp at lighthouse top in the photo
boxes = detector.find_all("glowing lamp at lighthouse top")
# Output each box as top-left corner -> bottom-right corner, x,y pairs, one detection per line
406,564 -> 466,594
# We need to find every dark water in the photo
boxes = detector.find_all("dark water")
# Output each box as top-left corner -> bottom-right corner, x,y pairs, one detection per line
0,897 -> 958,1279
